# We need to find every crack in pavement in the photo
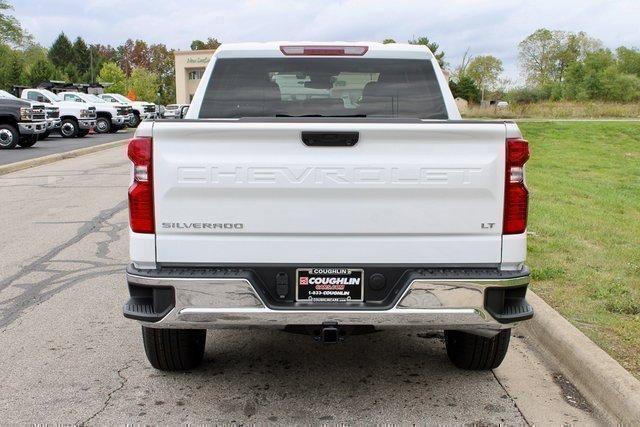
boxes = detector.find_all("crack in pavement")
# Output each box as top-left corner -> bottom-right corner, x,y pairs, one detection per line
79,361 -> 133,426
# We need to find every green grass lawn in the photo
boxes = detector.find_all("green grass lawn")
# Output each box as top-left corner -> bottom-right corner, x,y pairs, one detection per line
520,121 -> 640,378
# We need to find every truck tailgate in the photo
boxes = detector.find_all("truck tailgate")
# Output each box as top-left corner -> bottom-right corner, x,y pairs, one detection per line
152,120 -> 506,265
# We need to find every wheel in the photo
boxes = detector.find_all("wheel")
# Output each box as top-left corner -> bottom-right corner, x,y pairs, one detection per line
109,124 -> 125,133
95,117 -> 111,133
60,118 -> 79,138
18,135 -> 38,148
142,326 -> 206,371
39,130 -> 51,140
444,329 -> 511,370
77,129 -> 90,138
0,124 -> 19,149
128,113 -> 141,128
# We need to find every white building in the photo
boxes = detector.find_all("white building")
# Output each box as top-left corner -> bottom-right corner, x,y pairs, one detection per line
174,50 -> 216,104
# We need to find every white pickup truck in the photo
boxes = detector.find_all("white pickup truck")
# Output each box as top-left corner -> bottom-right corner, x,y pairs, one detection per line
98,93 -> 156,127
124,42 -> 533,372
59,92 -> 132,134
21,88 -> 96,138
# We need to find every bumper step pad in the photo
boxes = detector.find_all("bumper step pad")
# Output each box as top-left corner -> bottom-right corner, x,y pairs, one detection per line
485,286 -> 534,324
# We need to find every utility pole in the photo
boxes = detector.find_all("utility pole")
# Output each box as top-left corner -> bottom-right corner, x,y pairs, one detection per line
90,49 -> 94,84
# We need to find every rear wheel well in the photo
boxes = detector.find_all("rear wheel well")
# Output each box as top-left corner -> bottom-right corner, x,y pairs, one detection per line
96,111 -> 112,119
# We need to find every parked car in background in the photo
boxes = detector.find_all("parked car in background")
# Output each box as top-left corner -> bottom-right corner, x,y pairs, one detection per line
0,89 -> 59,140
59,92 -> 132,134
156,104 -> 165,119
0,92 -> 46,149
163,104 -> 190,119
497,101 -> 509,109
98,94 -> 156,127
21,88 -> 96,138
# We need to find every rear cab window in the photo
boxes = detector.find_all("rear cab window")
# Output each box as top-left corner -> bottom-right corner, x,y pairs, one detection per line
199,58 -> 448,119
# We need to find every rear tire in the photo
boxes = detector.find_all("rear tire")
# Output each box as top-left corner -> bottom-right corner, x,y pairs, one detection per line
0,124 -> 19,149
39,130 -> 51,140
142,326 -> 206,371
444,329 -> 511,370
18,135 -> 38,148
77,129 -> 90,138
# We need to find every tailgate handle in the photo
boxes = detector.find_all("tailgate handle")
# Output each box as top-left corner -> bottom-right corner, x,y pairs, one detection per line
301,132 -> 359,147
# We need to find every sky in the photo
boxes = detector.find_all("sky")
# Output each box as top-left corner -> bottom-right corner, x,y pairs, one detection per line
11,0 -> 640,83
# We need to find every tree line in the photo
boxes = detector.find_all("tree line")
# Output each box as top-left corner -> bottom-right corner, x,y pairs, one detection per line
2,0 -> 639,105
0,0 -> 220,104
386,30 -> 640,104
514,29 -> 640,103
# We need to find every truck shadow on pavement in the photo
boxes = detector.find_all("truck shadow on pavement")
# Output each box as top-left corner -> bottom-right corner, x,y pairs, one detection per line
129,328 -> 521,423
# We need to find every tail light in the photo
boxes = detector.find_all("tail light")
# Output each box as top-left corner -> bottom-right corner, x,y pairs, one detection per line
503,138 -> 530,235
128,137 -> 154,233
280,45 -> 368,56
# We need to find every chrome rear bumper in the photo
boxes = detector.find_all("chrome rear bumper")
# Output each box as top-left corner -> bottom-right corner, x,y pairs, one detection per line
125,267 -> 532,334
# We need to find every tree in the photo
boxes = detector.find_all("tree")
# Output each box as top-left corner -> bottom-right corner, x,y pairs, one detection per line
453,48 -> 472,80
449,75 -> 481,103
562,61 -> 585,100
0,43 -> 23,90
88,43 -> 117,83
600,66 -> 640,102
519,28 -> 602,87
616,47 -> 640,77
466,55 -> 503,101
408,36 -> 445,66
128,68 -> 159,102
581,49 -> 615,100
72,37 -> 90,79
518,29 -> 562,86
382,38 -> 396,44
190,38 -> 221,51
119,39 -> 151,76
26,58 -> 59,86
63,63 -> 79,82
0,0 -> 31,47
149,43 -> 175,105
555,31 -> 602,82
98,61 -> 127,94
49,32 -> 74,69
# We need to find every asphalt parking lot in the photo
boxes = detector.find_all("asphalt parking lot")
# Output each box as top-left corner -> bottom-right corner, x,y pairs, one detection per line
0,147 -> 601,424
0,129 -> 133,166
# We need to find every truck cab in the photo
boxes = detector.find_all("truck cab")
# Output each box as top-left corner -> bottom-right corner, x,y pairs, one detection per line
0,91 -> 46,149
21,88 -> 96,138
59,92 -> 132,134
98,93 -> 156,127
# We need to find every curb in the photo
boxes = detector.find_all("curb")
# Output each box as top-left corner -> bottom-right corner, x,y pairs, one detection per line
0,138 -> 130,176
523,291 -> 640,423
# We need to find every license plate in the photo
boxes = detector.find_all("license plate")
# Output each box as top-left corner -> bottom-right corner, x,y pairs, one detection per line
296,268 -> 364,302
